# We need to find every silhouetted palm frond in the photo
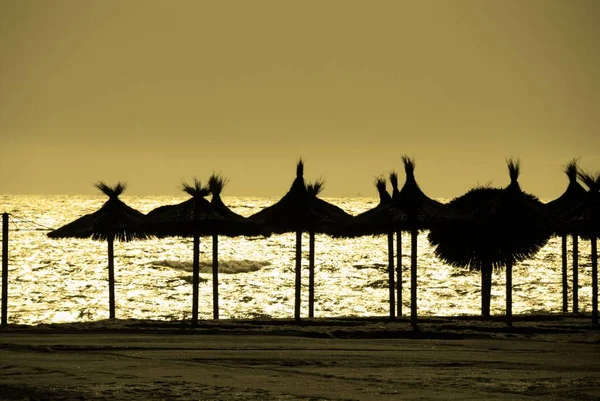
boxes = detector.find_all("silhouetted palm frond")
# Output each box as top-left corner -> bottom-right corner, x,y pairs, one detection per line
181,177 -> 210,198
389,171 -> 400,199
307,179 -> 324,196
565,158 -> 580,182
375,176 -> 392,204
296,158 -> 304,178
94,181 -> 127,198
208,173 -> 229,197
507,158 -> 520,183
578,171 -> 600,192
401,155 -> 415,178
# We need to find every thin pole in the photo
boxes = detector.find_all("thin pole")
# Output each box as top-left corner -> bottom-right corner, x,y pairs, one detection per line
396,231 -> 402,317
561,235 -> 568,313
308,231 -> 315,318
506,258 -> 513,327
592,237 -> 598,325
573,235 -> 579,314
1,213 -> 8,326
107,235 -> 115,320
481,264 -> 486,316
387,232 -> 395,319
481,262 -> 494,317
212,234 -> 219,320
295,231 -> 302,321
192,234 -> 200,325
410,228 -> 418,330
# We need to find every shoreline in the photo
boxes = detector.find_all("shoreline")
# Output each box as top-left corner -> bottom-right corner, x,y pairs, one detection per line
1,314 -> 599,400
2,313 -> 599,343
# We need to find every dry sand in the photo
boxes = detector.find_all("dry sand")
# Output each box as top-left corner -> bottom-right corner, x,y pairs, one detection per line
1,315 -> 599,400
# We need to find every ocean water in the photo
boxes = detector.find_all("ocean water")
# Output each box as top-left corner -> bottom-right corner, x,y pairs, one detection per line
0,195 -> 594,325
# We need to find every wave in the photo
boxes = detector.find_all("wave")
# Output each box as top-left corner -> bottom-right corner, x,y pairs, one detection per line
151,259 -> 271,274
353,263 -> 386,270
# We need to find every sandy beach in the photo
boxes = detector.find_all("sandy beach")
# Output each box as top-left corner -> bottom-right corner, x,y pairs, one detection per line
1,315 -> 599,400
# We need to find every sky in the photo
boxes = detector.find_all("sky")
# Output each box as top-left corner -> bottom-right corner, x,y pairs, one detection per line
1,0 -> 599,199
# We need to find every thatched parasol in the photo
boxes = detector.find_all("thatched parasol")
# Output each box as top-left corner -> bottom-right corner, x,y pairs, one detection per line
429,184 -> 501,317
565,171 -> 599,324
340,157 -> 456,329
390,156 -> 458,330
139,178 -> 225,325
48,182 -> 147,319
347,159 -> 453,233
428,159 -> 554,326
248,160 -> 353,320
570,172 -> 600,239
208,173 -> 263,319
346,176 -> 395,232
546,160 -> 588,217
545,159 -> 587,313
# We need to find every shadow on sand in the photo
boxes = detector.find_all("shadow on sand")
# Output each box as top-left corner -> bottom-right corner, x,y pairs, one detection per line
2,314 -> 598,343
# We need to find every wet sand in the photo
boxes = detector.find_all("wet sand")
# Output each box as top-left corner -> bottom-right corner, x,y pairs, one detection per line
1,315 -> 599,400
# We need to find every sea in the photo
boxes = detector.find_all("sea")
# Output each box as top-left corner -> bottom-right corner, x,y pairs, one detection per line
0,195 -> 594,325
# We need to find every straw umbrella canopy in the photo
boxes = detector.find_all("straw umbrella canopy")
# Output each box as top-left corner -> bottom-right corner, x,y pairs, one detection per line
429,184 -> 502,317
564,172 -> 599,324
545,159 -> 588,313
208,173 -> 263,320
139,178 -> 226,325
48,182 -> 147,319
390,156 -> 458,330
569,172 -> 600,239
428,159 -> 554,326
546,160 -> 588,217
347,176 -> 395,231
247,160 -> 353,320
341,157 -> 457,329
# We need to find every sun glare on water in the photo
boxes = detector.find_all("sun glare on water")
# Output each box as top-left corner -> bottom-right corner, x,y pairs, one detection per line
0,195 -> 594,325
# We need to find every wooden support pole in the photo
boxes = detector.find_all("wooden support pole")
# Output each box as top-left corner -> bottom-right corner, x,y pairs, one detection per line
192,234 -> 200,325
107,235 -> 115,319
295,231 -> 302,321
1,213 -> 8,326
410,229 -> 418,331
212,235 -> 219,320
396,231 -> 402,317
308,231 -> 315,318
387,232 -> 395,319
506,258 -> 513,327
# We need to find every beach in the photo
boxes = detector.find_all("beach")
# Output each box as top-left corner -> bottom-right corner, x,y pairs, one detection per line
1,315 -> 599,400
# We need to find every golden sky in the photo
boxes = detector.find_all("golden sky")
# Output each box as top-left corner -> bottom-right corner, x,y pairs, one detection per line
1,0 -> 598,199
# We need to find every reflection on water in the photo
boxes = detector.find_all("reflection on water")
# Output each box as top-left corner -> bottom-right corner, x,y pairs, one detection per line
0,195 -> 595,325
